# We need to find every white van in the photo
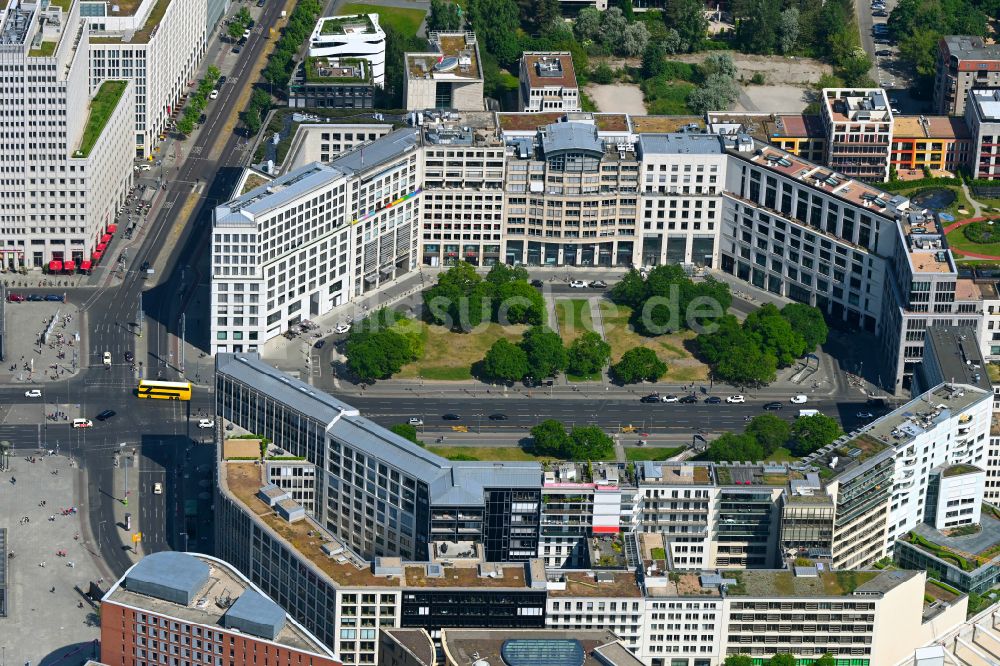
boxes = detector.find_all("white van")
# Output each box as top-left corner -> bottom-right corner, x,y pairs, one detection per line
72,418 -> 93,428
797,409 -> 820,418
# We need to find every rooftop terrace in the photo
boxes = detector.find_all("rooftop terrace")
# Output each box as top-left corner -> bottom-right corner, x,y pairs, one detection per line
317,13 -> 376,35
75,80 -> 127,158
406,32 -> 480,80
906,511 -> 1000,571
723,569 -> 900,597
548,571 -> 642,598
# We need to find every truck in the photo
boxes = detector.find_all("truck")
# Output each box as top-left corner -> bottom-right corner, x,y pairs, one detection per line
797,409 -> 820,418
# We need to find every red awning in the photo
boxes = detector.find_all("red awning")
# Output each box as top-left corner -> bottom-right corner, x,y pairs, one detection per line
107,224 -> 117,233
592,526 -> 619,535
96,243 -> 107,252
101,234 -> 112,244
48,260 -> 63,272
93,252 -> 103,262
80,260 -> 92,271
63,260 -> 76,271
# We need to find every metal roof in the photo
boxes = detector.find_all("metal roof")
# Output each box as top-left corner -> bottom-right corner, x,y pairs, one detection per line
223,588 -> 287,640
501,638 -> 585,666
216,354 -> 359,426
124,552 -> 210,606
540,122 -> 604,155
638,133 -> 724,155
215,163 -> 344,223
329,127 -> 420,175
433,462 -> 543,505
329,415 -> 450,482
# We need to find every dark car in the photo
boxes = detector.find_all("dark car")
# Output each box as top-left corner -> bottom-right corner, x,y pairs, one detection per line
256,0 -> 265,6
217,75 -> 227,86
6,293 -> 24,302
589,280 -> 608,289
705,396 -> 722,404
96,409 -> 116,421
442,413 -> 461,421
124,351 -> 135,363
489,413 -> 508,421
857,411 -> 875,419
530,279 -> 543,288
679,394 -> 698,404
313,340 -> 326,349
198,113 -> 206,124
875,49 -> 892,56
641,395 -> 661,403
763,401 -> 784,410
873,9 -> 888,16
27,294 -> 44,301
232,45 -> 242,53
45,294 -> 63,302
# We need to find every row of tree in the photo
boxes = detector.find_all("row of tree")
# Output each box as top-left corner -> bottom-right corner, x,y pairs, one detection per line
696,302 -> 828,387
226,6 -> 253,42
344,309 -> 424,382
530,420 -> 615,460
424,262 -> 545,331
261,0 -> 323,91
610,265 -> 732,336
725,655 -> 836,666
703,412 -> 843,462
176,66 -> 221,136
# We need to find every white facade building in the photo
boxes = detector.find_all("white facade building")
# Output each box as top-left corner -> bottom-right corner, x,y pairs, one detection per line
0,0 -> 134,270
86,0 -> 208,157
518,52 -> 580,113
308,14 -> 385,86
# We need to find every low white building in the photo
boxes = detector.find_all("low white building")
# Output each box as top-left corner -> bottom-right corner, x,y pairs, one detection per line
308,14 -> 385,86
518,52 -> 580,113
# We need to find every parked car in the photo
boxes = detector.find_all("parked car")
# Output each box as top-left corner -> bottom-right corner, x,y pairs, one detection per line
72,418 -> 93,429
6,293 -> 24,302
26,294 -> 43,302
874,38 -> 892,45
217,75 -> 227,86
442,413 -> 461,420
726,395 -> 745,404
530,279 -> 543,288
705,396 -> 722,404
242,29 -> 251,39
153,482 -> 163,495
679,394 -> 698,404
856,411 -> 875,419
790,394 -> 808,404
408,417 -> 423,426
763,402 -> 783,410
24,389 -> 41,398
873,9 -> 888,16
662,394 -> 679,403
198,113 -> 206,124
875,49 -> 892,56
124,351 -> 134,363
232,45 -> 242,54
489,413 -> 508,421
209,89 -> 219,100
44,294 -> 63,301
313,340 -> 326,349
198,419 -> 215,428
641,395 -> 661,404
589,280 -> 607,289
96,409 -> 116,421
569,280 -> 587,288
334,323 -> 351,334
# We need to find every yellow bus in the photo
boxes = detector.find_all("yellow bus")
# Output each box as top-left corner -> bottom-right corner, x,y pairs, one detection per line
137,380 -> 192,401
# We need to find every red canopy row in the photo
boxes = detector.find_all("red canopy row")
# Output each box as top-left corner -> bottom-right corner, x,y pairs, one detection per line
93,250 -> 103,262
80,260 -> 92,271
48,259 -> 62,272
107,224 -> 117,234
101,234 -> 112,244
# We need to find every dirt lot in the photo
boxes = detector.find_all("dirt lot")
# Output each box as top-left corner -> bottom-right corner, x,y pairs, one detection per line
585,83 -> 647,114
671,52 -> 832,86
733,84 -> 813,113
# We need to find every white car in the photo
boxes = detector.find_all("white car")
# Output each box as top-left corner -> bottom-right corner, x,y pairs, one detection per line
197,419 -> 215,429
790,394 -> 809,404
569,280 -> 587,288
153,482 -> 163,495
661,394 -> 679,403
726,395 -> 745,404
334,323 -> 351,334
408,417 -> 424,426
103,351 -> 112,367
209,89 -> 219,100
72,418 -> 93,429
24,389 -> 41,398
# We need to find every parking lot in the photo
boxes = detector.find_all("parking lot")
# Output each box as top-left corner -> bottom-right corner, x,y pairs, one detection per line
1,298 -> 82,384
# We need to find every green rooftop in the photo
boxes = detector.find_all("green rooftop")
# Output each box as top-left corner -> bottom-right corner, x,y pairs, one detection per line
724,569 -> 884,597
303,56 -> 370,84
132,0 -> 170,43
28,40 -> 56,57
75,80 -> 127,158
318,14 -> 375,35
45,0 -> 73,12
944,463 -> 981,478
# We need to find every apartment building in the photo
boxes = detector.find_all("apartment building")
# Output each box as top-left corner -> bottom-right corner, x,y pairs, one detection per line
288,56 -> 375,109
891,114 -> 971,173
210,128 -> 421,352
0,0 -> 134,271
707,113 -> 826,164
518,52 -> 580,113
307,14 -> 385,86
820,88 -> 894,182
279,122 -> 391,173
404,32 -> 483,111
934,35 -> 1000,116
86,0 -> 207,157
99,551 -> 341,666
965,88 -> 1000,179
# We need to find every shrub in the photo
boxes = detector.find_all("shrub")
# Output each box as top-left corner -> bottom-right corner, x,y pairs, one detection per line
963,220 -> 1000,244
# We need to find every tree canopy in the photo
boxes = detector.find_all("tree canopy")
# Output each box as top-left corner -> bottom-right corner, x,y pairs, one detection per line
789,414 -> 843,456
428,0 -> 464,31
389,423 -> 423,446
612,347 -> 667,384
704,432 -> 764,462
521,325 -> 569,379
745,414 -> 792,457
481,339 -> 530,383
610,266 -> 731,336
531,420 -> 614,460
424,262 -> 543,330
568,331 -> 611,377
345,309 -> 422,382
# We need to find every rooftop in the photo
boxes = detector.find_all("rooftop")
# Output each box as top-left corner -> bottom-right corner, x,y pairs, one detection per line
724,569 -> 907,597
970,89 -> 1000,120
707,113 -> 825,144
406,31 -> 481,81
303,56 -> 370,84
823,88 -> 892,124
547,571 -> 642,598
858,383 -> 989,451
923,325 -> 991,391
316,13 -> 376,35
639,461 -> 712,485
75,80 -> 128,158
497,111 -> 565,133
638,133 -> 724,156
328,126 -> 420,175
944,35 -> 1000,62
104,552 -> 334,655
442,629 -> 641,666
382,629 -> 435,665
216,163 -> 347,222
522,52 -> 578,90
907,511 -> 1000,570
894,115 -> 970,140
630,115 -> 704,134
641,570 -> 723,598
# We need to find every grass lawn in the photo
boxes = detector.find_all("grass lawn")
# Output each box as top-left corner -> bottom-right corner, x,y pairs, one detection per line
641,78 -> 696,115
946,224 -> 1000,259
766,447 -> 796,463
396,322 -> 526,380
337,3 -> 426,37
599,302 -> 709,382
76,80 -> 128,157
28,40 -> 56,57
626,446 -> 684,462
426,445 -> 617,462
555,299 -> 594,345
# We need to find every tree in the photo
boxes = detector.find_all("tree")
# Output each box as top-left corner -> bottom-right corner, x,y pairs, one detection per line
714,342 -> 778,386
243,107 -> 263,136
482,339 -> 530,383
611,0 -> 633,20
767,655 -> 797,666
529,0 -> 561,32
228,20 -> 245,41
612,347 -> 667,384
733,0 -> 781,54
789,413 -> 843,456
724,655 -> 754,666
567,425 -> 614,460
814,655 -> 836,666
778,7 -> 799,53
898,27 -> 939,78
745,414 -> 791,456
520,326 -> 568,379
345,325 -> 418,382
176,114 -> 195,136
574,6 -> 602,41
687,73 -> 741,114
781,303 -> 828,350
705,433 -> 764,462
641,41 -> 667,78
467,0 -> 521,66
424,261 -> 488,331
696,315 -> 745,365
662,27 -> 683,54
591,62 -> 614,84
701,53 -> 738,79
609,269 -> 647,309
568,331 -> 611,376
428,0 -> 464,31
531,419 -> 573,457
620,21 -> 650,56
599,7 -> 629,45
663,0 -> 707,51
237,6 -> 252,26
744,303 -> 807,367
389,423 -> 423,446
